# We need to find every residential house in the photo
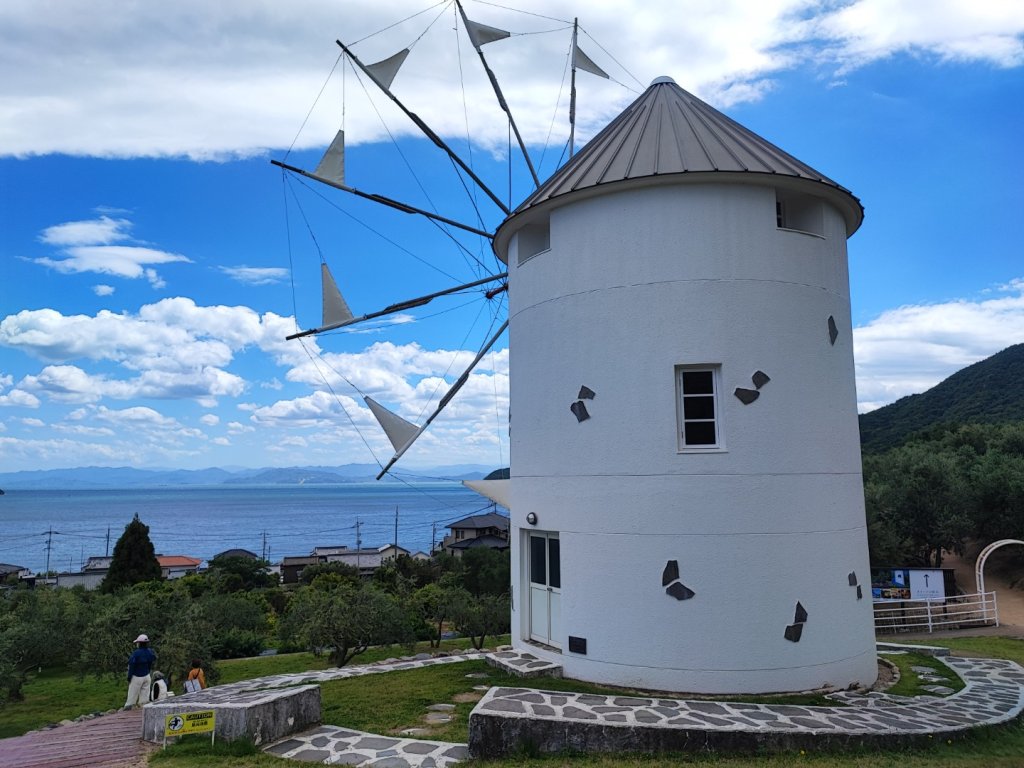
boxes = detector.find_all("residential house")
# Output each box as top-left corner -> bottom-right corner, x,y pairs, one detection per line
0,563 -> 31,581
441,512 -> 510,556
280,556 -> 319,585
156,555 -> 202,580
213,548 -> 260,561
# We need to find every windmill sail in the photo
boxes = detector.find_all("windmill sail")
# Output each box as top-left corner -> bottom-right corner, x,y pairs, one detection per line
365,49 -> 410,90
464,19 -> 510,48
573,46 -> 609,79
365,396 -> 421,453
321,263 -> 353,327
313,130 -> 345,185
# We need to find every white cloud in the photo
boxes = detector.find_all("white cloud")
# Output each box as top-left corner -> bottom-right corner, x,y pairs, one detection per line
39,215 -> 131,246
212,436 -> 230,446
31,215 -> 190,287
220,266 -> 289,285
0,388 -> 40,408
810,1 -> 1024,72
36,245 -> 190,283
2,1 -> 1018,160
20,417 -> 44,427
854,282 -> 1024,412
200,414 -> 219,426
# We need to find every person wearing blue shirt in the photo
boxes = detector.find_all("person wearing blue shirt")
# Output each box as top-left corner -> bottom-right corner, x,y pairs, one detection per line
124,633 -> 157,710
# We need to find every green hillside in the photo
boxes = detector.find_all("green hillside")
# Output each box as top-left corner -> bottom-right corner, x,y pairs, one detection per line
859,343 -> 1024,453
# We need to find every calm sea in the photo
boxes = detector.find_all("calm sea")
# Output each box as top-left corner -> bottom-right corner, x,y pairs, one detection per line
0,484 -> 498,575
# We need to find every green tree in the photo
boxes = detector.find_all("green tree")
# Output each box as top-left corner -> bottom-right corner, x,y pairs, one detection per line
281,584 -> 413,666
101,514 -> 161,593
449,591 -> 511,650
459,547 -> 510,596
412,583 -> 465,648
299,561 -> 361,587
206,555 -> 277,592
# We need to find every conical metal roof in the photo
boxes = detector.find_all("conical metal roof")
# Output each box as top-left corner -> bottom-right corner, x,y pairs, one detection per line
495,77 -> 862,257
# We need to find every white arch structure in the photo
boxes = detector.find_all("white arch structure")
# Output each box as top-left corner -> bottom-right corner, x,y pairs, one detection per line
975,539 -> 1024,602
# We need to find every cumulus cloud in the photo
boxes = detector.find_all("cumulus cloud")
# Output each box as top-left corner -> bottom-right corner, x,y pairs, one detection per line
220,266 -> 290,285
854,280 -> 1024,411
2,1 -> 1019,159
0,388 -> 41,408
20,417 -> 44,427
93,284 -> 115,296
200,413 -> 220,426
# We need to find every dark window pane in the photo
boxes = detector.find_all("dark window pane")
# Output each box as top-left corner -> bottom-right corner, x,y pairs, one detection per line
682,370 -> 713,394
548,538 -> 560,589
685,421 -> 717,445
530,535 -> 546,585
683,396 -> 715,420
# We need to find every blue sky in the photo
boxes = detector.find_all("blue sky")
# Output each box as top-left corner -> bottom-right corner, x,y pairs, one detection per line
1,0 -> 1023,473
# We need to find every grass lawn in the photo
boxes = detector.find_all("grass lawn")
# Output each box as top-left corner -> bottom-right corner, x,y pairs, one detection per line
0,635 -> 506,738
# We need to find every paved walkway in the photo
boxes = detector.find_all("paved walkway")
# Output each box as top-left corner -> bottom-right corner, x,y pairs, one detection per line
471,650 -> 1024,756
0,709 -> 152,768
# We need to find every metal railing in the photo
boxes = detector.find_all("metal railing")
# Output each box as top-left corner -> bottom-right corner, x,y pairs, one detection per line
873,591 -> 998,634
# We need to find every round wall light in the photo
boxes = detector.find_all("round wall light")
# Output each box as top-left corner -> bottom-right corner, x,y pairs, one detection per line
526,512 -> 538,525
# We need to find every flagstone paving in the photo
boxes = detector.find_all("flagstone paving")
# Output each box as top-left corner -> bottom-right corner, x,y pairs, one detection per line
261,646 -> 1024,763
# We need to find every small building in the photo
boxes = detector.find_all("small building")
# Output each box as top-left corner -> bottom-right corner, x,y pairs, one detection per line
280,556 -> 319,585
156,555 -> 202,580
0,563 -> 31,581
323,544 -> 410,576
441,512 -> 510,556
83,556 -> 113,572
55,570 -> 106,590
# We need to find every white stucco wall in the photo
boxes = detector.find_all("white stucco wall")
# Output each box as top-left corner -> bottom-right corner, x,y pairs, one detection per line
504,181 -> 876,693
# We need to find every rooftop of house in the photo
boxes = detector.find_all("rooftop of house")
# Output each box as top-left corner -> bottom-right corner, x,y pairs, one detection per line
447,512 -> 510,531
447,534 -> 510,551
213,548 -> 259,560
0,563 -> 28,575
281,556 -> 319,566
156,555 -> 202,568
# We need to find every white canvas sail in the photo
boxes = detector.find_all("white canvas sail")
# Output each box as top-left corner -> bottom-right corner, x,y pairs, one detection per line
573,46 -> 609,79
321,263 -> 353,327
314,130 -> 345,185
366,49 -> 410,90
465,18 -> 510,48
365,396 -> 421,453
463,479 -> 511,508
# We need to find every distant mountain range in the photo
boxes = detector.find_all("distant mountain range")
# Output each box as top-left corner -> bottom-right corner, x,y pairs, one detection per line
859,343 -> 1024,453
0,463 -> 499,490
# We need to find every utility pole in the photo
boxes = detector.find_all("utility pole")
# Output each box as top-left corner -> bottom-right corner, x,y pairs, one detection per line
355,520 -> 362,571
393,506 -> 399,550
105,526 -> 110,556
44,526 -> 53,577
431,521 -> 437,555
261,531 -> 268,561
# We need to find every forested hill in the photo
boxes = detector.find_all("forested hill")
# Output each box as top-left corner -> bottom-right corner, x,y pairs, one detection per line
859,343 -> 1024,453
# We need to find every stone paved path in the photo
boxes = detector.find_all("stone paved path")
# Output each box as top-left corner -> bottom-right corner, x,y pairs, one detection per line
471,653 -> 1024,756
263,646 -> 1024,763
0,709 -> 153,768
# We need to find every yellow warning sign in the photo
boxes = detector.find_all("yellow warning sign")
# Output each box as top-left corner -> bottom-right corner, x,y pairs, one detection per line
164,709 -> 216,737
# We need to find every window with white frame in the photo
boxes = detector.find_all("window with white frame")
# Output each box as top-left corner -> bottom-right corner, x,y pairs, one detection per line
676,366 -> 721,450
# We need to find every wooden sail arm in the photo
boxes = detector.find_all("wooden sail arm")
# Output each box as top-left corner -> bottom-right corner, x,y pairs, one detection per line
336,39 -> 511,215
454,1 -> 540,188
286,273 -> 508,340
272,159 -> 492,239
375,318 -> 509,479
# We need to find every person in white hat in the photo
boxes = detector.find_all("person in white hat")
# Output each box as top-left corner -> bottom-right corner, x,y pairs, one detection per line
123,633 -> 157,710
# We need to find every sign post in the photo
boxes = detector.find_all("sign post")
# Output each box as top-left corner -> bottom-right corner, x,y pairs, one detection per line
164,710 -> 216,749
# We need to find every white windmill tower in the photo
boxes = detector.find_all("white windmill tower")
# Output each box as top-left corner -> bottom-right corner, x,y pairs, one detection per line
490,76 -> 876,694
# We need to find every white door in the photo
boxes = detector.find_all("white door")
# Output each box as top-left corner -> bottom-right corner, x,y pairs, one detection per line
528,532 -> 561,647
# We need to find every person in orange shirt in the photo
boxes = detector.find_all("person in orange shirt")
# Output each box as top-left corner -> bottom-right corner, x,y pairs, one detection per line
185,659 -> 207,692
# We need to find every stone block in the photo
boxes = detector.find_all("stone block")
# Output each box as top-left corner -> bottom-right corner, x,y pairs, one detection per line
142,684 -> 321,745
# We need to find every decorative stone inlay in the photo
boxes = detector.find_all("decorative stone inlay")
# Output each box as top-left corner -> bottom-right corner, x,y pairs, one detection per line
578,385 -> 595,400
752,370 -> 770,389
783,623 -> 803,643
662,560 -> 679,586
570,401 -> 590,422
734,387 -> 759,404
486,649 -> 563,679
828,315 -> 839,345
267,724 -> 468,767
666,582 -> 696,601
848,572 -> 858,586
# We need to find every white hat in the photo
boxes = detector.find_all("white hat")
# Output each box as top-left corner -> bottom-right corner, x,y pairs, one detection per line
134,634 -> 149,643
